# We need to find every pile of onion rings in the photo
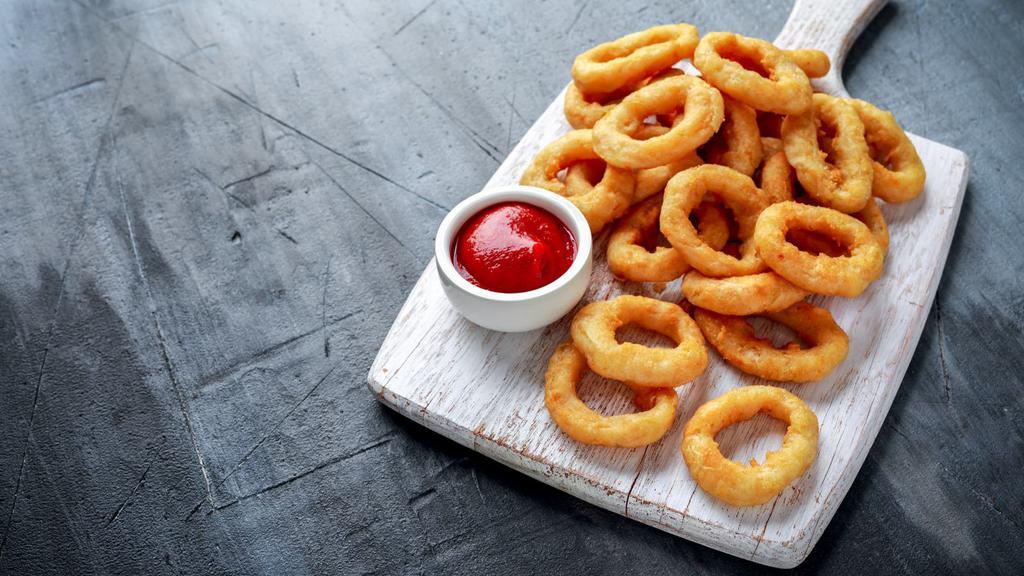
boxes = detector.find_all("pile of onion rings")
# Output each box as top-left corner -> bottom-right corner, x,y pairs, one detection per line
522,22 -> 926,507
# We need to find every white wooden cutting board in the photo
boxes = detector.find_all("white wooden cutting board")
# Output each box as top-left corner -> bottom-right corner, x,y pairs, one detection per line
367,0 -> 969,567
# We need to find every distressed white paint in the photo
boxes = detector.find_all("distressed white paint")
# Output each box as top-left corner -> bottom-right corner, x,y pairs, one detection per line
368,0 -> 969,567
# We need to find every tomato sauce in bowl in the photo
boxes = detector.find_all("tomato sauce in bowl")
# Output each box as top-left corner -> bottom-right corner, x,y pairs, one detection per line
451,201 -> 577,294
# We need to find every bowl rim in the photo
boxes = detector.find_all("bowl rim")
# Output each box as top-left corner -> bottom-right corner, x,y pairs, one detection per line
434,185 -> 592,303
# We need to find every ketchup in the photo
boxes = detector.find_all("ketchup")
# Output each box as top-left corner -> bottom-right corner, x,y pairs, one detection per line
452,201 -> 577,293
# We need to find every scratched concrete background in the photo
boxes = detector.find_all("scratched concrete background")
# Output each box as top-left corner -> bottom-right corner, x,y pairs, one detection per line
0,0 -> 1022,574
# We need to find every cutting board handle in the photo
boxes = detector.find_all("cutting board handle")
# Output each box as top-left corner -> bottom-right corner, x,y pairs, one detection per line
773,0 -> 889,96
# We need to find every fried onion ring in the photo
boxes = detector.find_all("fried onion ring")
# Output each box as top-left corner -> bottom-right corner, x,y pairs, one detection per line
570,295 -> 708,388
694,302 -> 849,381
783,49 -> 830,78
563,69 -> 685,130
661,165 -> 770,277
682,385 -> 819,506
856,197 -> 890,252
564,82 -> 629,130
682,271 -> 808,315
593,75 -> 725,169
701,96 -> 764,176
782,93 -> 873,213
754,201 -> 884,297
632,124 -> 705,202
545,342 -> 678,448
571,24 -> 699,94
761,157 -> 889,251
520,129 -> 635,233
759,150 -> 795,204
849,99 -> 926,204
760,136 -> 783,157
693,32 -> 812,115
607,196 -> 730,282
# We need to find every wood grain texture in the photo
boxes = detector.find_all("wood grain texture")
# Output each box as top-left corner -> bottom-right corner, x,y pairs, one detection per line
1,0 -> 1022,574
368,84 -> 968,565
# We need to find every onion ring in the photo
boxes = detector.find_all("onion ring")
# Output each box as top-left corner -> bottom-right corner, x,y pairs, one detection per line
563,69 -> 685,130
682,385 -> 819,506
563,82 -> 630,130
693,32 -> 812,115
694,302 -> 849,381
856,197 -> 890,252
753,201 -> 884,297
520,129 -> 635,233
781,93 -> 873,213
631,123 -> 705,202
545,342 -> 678,448
783,49 -> 830,78
760,135 -> 783,157
660,165 -> 770,277
572,24 -> 699,94
701,96 -> 764,176
760,157 -> 889,251
789,194 -> 890,255
593,75 -> 725,169
849,99 -> 926,203
570,295 -> 708,388
607,196 -> 730,282
759,150 -> 795,204
562,148 -> 702,207
682,271 -> 808,315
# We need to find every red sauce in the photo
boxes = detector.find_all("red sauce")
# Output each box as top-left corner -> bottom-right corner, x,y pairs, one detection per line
452,201 -> 577,293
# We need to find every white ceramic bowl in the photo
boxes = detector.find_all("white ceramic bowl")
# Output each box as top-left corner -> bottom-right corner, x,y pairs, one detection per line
434,185 -> 592,332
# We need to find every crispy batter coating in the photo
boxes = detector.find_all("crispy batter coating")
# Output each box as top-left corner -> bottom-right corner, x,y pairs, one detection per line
694,32 -> 812,115
849,99 -> 926,204
608,196 -> 729,282
570,295 -> 708,388
661,165 -> 770,277
520,129 -> 635,233
572,24 -> 699,94
782,93 -> 873,213
759,149 -> 795,204
694,302 -> 849,381
682,385 -> 819,506
545,342 -> 678,447
701,96 -> 764,176
593,75 -> 724,169
754,201 -> 884,297
682,271 -> 808,316
783,49 -> 830,78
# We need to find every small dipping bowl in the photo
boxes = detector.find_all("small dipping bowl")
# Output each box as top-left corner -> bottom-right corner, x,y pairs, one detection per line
434,185 -> 592,332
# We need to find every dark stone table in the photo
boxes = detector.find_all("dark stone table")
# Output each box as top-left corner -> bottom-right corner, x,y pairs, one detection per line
1,1 -> 1021,574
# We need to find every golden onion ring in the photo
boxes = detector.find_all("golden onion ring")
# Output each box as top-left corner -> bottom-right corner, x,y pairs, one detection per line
849,98 -> 927,204
520,129 -> 635,233
661,164 -> 770,277
545,342 -> 678,448
593,75 -> 725,169
758,149 -> 794,205
682,271 -> 808,316
701,96 -> 764,176
607,196 -> 730,282
783,49 -> 830,78
572,24 -> 699,94
570,295 -> 708,388
693,32 -> 812,115
632,123 -> 705,202
682,385 -> 819,506
753,201 -> 884,297
693,302 -> 849,381
563,81 -> 629,130
781,93 -> 873,213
